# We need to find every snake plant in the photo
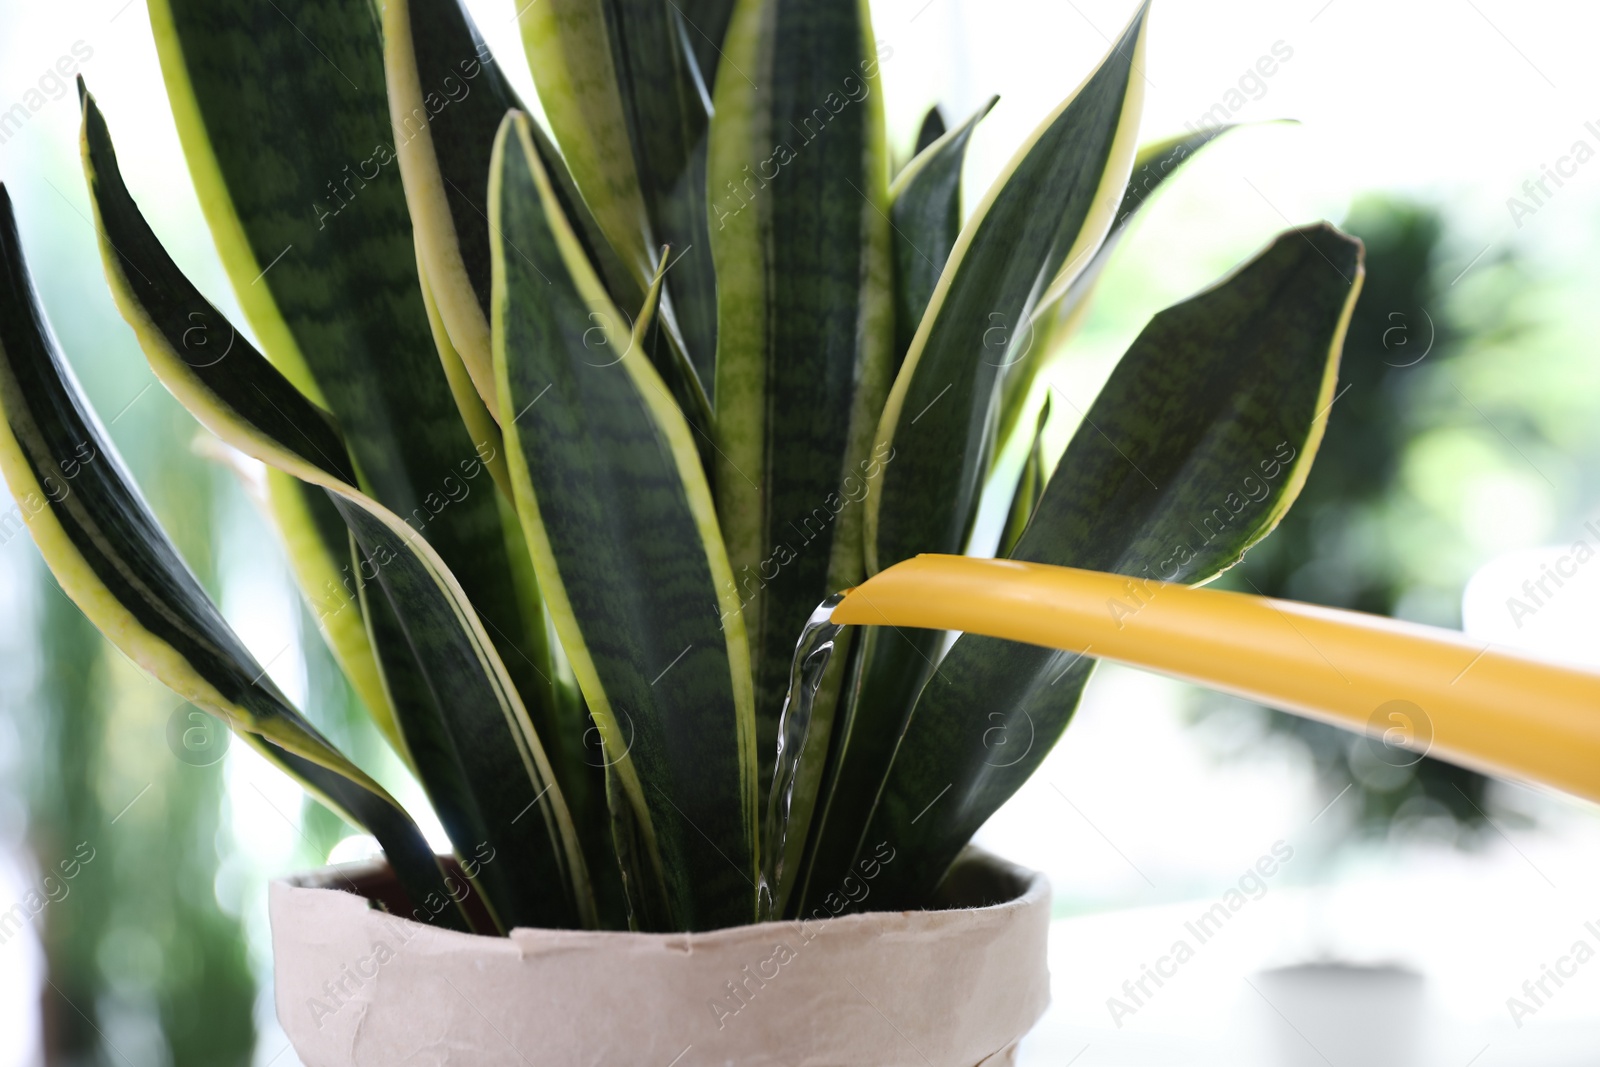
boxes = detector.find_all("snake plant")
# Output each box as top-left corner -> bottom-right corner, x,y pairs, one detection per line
0,0 -> 1361,934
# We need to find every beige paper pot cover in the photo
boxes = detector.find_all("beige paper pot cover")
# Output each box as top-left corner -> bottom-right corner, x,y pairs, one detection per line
270,848 -> 1050,1066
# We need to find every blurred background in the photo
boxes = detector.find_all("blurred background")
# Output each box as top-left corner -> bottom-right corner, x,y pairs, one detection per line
1,0 -> 1598,1063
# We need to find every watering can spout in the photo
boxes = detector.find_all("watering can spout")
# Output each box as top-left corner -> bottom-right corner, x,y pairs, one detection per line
834,555 -> 1600,807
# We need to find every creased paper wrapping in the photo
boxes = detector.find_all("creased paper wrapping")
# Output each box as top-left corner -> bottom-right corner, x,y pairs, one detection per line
271,850 -> 1050,1066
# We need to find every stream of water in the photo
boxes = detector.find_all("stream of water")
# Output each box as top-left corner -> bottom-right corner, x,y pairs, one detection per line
757,593 -> 847,922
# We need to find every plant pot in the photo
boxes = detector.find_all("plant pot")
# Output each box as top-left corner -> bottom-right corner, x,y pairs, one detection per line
269,848 -> 1051,1066
1249,962 -> 1425,1066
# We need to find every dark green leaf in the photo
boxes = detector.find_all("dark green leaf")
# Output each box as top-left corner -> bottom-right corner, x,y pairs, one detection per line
0,186 -> 465,929
492,112 -> 757,931
708,0 -> 896,844
147,0 -> 553,761
999,395 -> 1051,558
862,224 -> 1364,906
384,20 -> 646,920
1115,126 -> 1236,230
890,96 -> 996,365
606,761 -> 671,931
261,467 -> 405,758
598,0 -> 731,383
519,0 -> 734,388
914,104 -> 947,155
338,501 -> 590,930
994,125 -> 1238,457
386,0 -> 641,412
866,3 -> 1151,574
802,5 -> 1150,913
80,94 -> 593,930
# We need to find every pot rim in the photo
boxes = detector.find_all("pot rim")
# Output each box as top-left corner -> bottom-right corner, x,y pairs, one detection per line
277,845 -> 1048,944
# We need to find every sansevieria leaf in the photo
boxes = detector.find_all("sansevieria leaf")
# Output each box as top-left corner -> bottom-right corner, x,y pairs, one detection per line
914,104 -> 947,156
383,0 -> 644,927
999,395 -> 1051,558
385,0 -> 643,413
518,0 -> 734,385
261,467 -> 407,760
1115,127 -> 1237,230
862,224 -> 1365,906
993,125 -> 1237,460
517,1 -> 652,288
866,2 -> 1151,574
79,93 -> 592,932
889,96 -> 996,364
709,0 -> 895,841
0,188 -> 464,929
492,111 -> 757,931
148,0 -> 552,742
413,242 -> 510,499
800,4 -> 1150,911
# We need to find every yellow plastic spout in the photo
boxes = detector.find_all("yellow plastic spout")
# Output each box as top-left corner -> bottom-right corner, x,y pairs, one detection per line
834,555 -> 1600,806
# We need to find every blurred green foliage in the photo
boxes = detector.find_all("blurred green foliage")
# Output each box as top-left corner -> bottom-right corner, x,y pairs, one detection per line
1212,195 -> 1530,839
26,576 -> 256,1065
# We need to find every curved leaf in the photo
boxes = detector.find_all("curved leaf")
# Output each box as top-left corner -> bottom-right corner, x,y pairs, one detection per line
262,467 -> 407,759
80,93 -> 592,931
606,0 -> 733,380
606,760 -> 670,931
914,104 -> 947,156
798,5 -> 1149,912
993,125 -> 1238,459
863,224 -> 1365,906
518,0 -> 734,385
865,2 -> 1151,574
998,395 -> 1051,558
708,0 -> 895,828
385,0 -> 642,412
413,238 -> 511,499
0,187 -> 464,929
146,0 -> 552,749
1114,126 -> 1236,230
394,76 -> 632,925
889,96 -> 996,366
517,1 -> 653,285
492,111 -> 756,931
